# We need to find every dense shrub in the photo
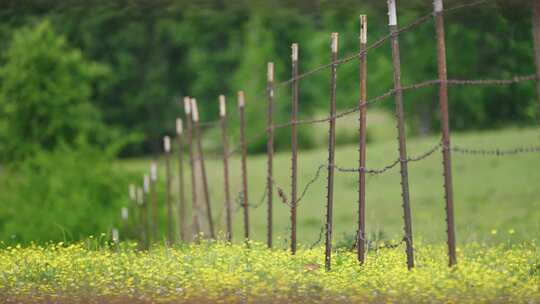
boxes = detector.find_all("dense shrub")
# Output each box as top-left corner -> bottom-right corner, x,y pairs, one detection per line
0,142 -> 137,244
0,20 -> 110,161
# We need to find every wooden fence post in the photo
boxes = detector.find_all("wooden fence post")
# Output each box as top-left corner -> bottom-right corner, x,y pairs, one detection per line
387,0 -> 415,270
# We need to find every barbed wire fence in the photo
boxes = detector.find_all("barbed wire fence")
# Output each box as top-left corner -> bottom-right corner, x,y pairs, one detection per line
126,0 -> 540,271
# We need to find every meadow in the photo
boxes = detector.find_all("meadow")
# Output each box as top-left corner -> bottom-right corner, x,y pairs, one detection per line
0,240 -> 538,303
120,117 -> 540,247
2,121 -> 540,303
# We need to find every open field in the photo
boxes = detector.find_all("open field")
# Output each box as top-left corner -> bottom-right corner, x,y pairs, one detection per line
0,241 -> 538,303
118,125 -> 540,246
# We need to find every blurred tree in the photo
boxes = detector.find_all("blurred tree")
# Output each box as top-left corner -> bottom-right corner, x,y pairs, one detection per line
0,20 -> 110,161
0,1 -> 537,155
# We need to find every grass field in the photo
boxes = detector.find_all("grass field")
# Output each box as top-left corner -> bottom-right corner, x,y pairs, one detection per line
3,122 -> 540,303
118,120 -> 540,247
1,241 -> 538,303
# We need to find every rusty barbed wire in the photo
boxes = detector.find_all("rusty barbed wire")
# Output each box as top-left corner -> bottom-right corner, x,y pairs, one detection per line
272,142 -> 443,209
245,0 -> 491,108
234,191 -> 244,213
227,140 -> 540,216
198,120 -> 220,127
449,144 -> 540,156
273,74 -> 536,130
196,75 -> 533,138
233,186 -> 268,213
446,74 -> 536,86
309,224 -> 325,249
334,142 -> 442,174
273,0 -> 491,90
274,164 -> 326,208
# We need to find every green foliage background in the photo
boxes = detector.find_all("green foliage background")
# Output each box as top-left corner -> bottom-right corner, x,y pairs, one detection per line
0,0 -> 538,243
0,0 -> 536,155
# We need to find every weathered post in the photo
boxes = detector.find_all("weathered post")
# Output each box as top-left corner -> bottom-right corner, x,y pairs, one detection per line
191,98 -> 216,239
325,33 -> 339,272
290,43 -> 299,255
143,175 -> 151,247
163,136 -> 174,244
434,0 -> 457,267
238,91 -> 250,243
532,0 -> 540,122
388,0 -> 415,270
150,162 -> 158,243
357,15 -> 368,265
137,186 -> 147,249
176,118 -> 187,242
266,62 -> 275,248
219,95 -> 233,242
184,97 -> 201,239
112,228 -> 119,251
128,184 -> 136,240
121,207 -> 129,222
129,183 -> 136,217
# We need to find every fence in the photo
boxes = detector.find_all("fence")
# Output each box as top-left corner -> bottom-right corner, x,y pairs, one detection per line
122,0 -> 540,271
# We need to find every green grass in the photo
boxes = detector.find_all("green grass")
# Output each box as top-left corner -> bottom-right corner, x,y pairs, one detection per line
118,122 -> 540,246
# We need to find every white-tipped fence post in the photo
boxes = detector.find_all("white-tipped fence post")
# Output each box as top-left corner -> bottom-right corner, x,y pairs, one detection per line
176,118 -> 187,242
184,97 -> 201,240
357,14 -> 368,266
266,62 -> 275,248
163,135 -> 174,244
219,95 -> 233,242
191,98 -> 215,239
150,161 -> 158,243
387,0 -> 415,270
290,43 -> 299,255
433,0 -> 457,267
325,32 -> 339,272
136,186 -> 147,249
238,91 -> 250,244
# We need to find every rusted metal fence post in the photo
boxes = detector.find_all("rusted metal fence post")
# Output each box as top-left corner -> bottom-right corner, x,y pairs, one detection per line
238,91 -> 250,243
164,136 -> 174,244
388,0 -> 415,270
176,118 -> 187,242
137,186 -> 148,249
191,98 -> 216,239
290,43 -> 299,255
128,184 -> 137,242
184,97 -> 201,240
143,175 -> 151,248
150,161 -> 158,243
434,0 -> 457,267
266,62 -> 275,248
325,33 -> 339,272
532,0 -> 540,123
357,15 -> 368,265
219,95 -> 233,242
